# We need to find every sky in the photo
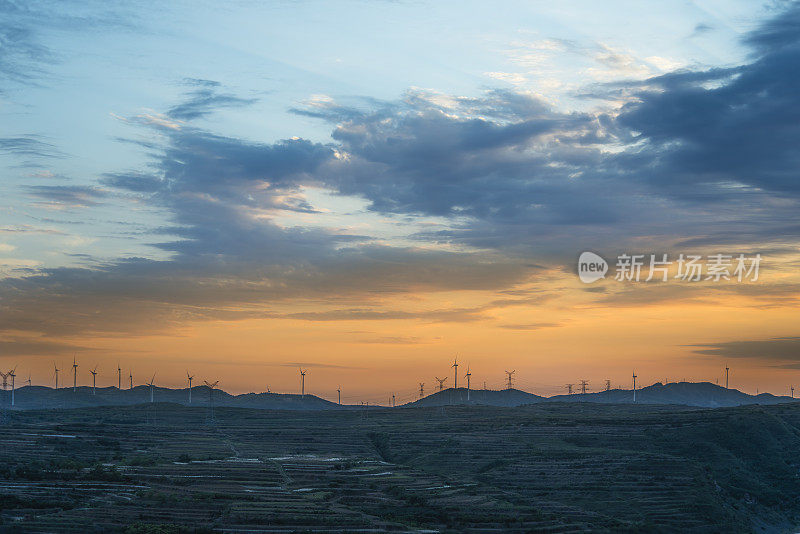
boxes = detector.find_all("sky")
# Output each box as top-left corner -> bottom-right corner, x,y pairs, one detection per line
1,0 -> 799,404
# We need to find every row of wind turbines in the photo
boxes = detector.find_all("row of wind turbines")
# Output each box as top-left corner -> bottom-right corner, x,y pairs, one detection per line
0,357 -> 224,408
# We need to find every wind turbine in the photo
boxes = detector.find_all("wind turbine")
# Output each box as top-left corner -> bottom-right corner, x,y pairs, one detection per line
53,362 -> 59,390
337,385 -> 341,405
464,366 -> 472,401
632,371 -> 637,403
452,357 -> 458,390
435,376 -> 447,391
392,393 -> 396,407
187,372 -> 194,404
129,370 -> 133,390
72,355 -> 78,392
9,367 -> 16,407
791,386 -> 795,399
26,373 -> 31,387
148,374 -> 156,403
117,363 -> 122,390
89,366 -> 98,395
505,370 -> 515,390
299,368 -> 307,396
725,365 -> 730,389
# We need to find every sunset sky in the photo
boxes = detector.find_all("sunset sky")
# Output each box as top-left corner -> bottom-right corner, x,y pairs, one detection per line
2,0 -> 799,403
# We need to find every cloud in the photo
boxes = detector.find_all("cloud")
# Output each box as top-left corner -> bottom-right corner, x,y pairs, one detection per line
166,79 -> 258,120
690,337 -> 800,362
26,185 -> 107,209
4,3 -> 800,350
497,322 -> 561,330
0,136 -> 63,159
616,3 -> 800,197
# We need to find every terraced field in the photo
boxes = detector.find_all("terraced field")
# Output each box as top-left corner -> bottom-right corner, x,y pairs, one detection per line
0,402 -> 799,532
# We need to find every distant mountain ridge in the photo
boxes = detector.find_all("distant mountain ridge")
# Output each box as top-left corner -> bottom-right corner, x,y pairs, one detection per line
0,385 -> 340,411
0,381 -> 794,411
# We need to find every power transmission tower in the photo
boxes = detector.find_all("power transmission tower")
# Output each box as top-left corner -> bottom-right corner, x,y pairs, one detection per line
435,376 -> 447,391
565,383 -> 573,395
204,380 -> 219,423
505,370 -> 515,390
419,382 -> 424,399
579,380 -> 589,395
605,379 -> 611,391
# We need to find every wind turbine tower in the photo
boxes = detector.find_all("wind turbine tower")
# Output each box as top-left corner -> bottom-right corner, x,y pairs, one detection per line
791,386 -> 795,399
465,366 -> 472,401
90,366 -> 98,395
632,371 -> 637,403
53,363 -> 59,390
26,374 -> 31,387
129,371 -> 133,390
72,356 -> 78,392
187,372 -> 194,404
148,374 -> 156,403
435,376 -> 447,391
452,357 -> 458,390
9,368 -> 16,407
505,370 -> 515,390
392,393 -> 396,407
117,364 -> 121,390
299,368 -> 307,396
337,386 -> 341,405
725,365 -> 730,389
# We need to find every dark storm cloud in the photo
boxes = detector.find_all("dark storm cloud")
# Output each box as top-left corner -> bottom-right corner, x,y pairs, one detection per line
616,2 -> 800,196
690,337 -> 800,361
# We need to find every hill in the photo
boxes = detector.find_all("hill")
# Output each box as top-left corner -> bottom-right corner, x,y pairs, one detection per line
0,385 -> 340,411
403,387 -> 544,407
548,381 -> 794,408
1,381 -> 794,411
